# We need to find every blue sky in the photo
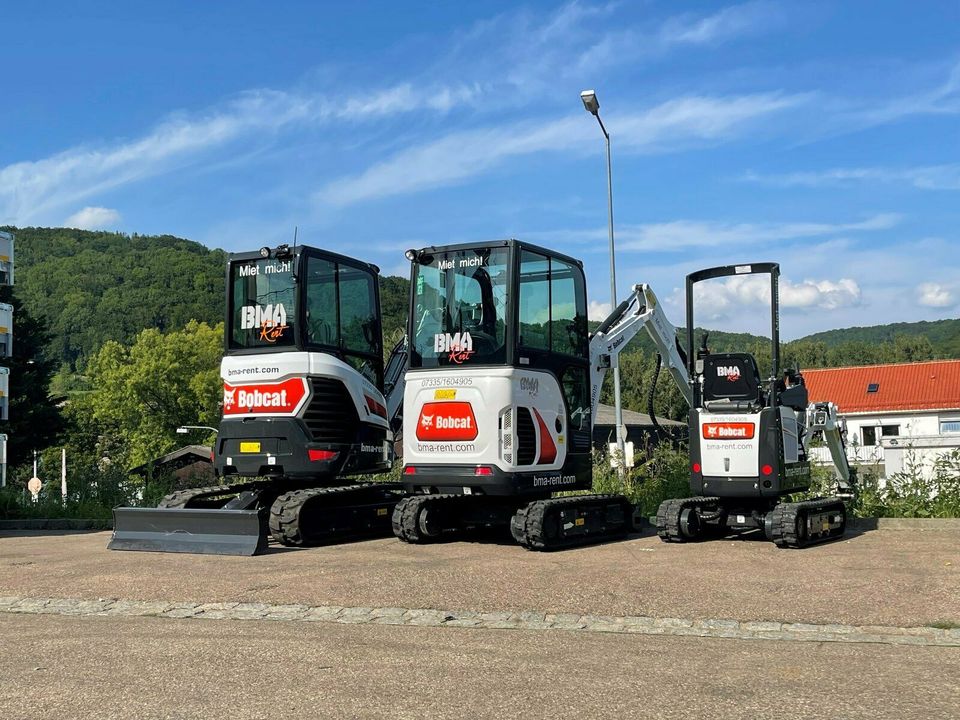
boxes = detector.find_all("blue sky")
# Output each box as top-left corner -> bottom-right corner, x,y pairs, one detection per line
2,1 -> 959,338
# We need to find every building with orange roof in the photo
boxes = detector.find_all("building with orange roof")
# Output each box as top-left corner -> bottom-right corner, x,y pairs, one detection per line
802,359 -> 960,476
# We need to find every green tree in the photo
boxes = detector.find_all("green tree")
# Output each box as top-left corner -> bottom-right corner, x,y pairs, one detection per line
85,320 -> 223,467
889,334 -> 935,363
0,289 -> 65,466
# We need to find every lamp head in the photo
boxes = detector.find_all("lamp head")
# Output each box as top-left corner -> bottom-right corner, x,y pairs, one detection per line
580,89 -> 600,115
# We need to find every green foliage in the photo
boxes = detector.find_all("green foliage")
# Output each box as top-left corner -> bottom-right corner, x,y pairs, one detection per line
590,442 -> 692,516
84,320 -> 223,468
379,275 -> 409,341
804,317 -> 960,358
803,449 -> 960,518
3,226 -> 226,370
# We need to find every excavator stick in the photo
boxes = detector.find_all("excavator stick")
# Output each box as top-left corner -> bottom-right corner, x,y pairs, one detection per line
108,506 -> 267,556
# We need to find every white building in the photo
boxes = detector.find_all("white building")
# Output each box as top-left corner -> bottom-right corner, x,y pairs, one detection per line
804,360 -> 960,478
0,230 -> 12,286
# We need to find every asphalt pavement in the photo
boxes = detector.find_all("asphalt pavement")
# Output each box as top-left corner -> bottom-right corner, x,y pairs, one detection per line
1,527 -> 958,719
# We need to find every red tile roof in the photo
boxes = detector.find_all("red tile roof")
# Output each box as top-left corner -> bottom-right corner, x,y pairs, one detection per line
802,360 -> 960,414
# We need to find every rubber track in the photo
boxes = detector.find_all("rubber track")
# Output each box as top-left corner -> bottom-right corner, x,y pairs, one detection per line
391,494 -> 463,544
655,497 -> 720,543
269,483 -> 401,547
512,494 -> 633,551
156,482 -> 267,509
768,497 -> 847,549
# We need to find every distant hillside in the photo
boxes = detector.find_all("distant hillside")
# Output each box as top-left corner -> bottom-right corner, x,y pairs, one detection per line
800,318 -> 960,358
6,227 -> 227,369
7,226 -> 412,369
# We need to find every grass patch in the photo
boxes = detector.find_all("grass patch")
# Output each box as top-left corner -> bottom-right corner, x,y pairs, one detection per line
927,620 -> 960,630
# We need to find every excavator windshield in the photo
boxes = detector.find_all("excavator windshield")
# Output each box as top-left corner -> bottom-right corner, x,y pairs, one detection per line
410,247 -> 509,368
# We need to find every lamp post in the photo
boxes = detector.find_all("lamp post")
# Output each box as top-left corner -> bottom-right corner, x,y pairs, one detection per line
176,425 -> 218,435
581,89 -> 626,478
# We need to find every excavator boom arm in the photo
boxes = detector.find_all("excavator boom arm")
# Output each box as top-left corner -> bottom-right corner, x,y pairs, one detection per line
588,284 -> 692,421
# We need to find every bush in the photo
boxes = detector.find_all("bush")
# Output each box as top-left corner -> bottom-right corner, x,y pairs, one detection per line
589,442 -> 691,517
803,448 -> 960,518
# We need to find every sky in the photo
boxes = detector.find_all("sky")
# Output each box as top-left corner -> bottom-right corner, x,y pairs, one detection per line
1,1 -> 959,339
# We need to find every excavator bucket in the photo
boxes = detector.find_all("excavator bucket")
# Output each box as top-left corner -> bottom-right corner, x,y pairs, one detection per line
108,507 -> 268,556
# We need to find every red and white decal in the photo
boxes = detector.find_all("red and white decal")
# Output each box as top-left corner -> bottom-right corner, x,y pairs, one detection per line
365,394 -> 387,419
702,422 -> 755,440
223,377 -> 308,416
416,401 -> 478,441
533,409 -> 557,465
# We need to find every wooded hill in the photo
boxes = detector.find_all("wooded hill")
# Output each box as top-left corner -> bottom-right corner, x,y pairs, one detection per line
6,226 -> 958,372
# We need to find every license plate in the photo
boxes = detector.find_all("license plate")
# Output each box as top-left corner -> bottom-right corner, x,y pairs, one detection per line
239,441 -> 261,453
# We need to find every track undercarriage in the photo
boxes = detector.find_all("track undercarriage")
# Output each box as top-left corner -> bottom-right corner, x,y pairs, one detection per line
392,493 -> 633,551
656,495 -> 848,548
109,480 -> 405,556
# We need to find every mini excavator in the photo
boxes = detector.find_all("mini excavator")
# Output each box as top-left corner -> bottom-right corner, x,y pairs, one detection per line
109,244 -> 408,555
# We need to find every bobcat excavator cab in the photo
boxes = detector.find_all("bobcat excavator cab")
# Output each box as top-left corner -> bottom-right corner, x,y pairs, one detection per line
654,262 -> 856,548
109,244 -> 407,555
394,239 -> 651,550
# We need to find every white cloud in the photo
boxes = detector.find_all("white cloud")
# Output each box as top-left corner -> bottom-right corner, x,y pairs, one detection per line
63,206 -> 122,230
917,282 -> 955,308
658,1 -> 782,46
316,92 -> 803,206
575,1 -> 783,73
780,278 -> 862,309
0,82 -> 482,225
740,164 -> 960,191
689,274 -> 861,320
527,213 -> 899,252
588,300 -> 612,322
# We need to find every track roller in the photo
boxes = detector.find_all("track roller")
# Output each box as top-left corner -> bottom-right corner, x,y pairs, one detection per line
270,483 -> 404,547
510,494 -> 633,551
767,497 -> 847,548
655,497 -> 720,543
392,494 -> 465,544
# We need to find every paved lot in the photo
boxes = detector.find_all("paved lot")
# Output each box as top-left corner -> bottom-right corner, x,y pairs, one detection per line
0,527 -> 957,627
2,612 -> 958,720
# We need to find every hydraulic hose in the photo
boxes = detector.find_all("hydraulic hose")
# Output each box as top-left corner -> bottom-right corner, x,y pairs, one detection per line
648,353 -> 669,443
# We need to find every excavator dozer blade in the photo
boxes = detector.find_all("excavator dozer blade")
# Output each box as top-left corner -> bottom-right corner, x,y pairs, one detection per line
108,507 -> 268,556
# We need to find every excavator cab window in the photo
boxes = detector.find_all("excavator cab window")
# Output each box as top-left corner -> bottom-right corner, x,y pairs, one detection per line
304,255 -> 383,387
518,250 -> 588,359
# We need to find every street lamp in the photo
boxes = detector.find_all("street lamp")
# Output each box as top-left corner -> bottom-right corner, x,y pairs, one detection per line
580,89 -> 627,478
176,425 -> 218,435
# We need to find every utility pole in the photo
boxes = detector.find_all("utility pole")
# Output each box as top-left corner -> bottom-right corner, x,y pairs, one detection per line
581,89 -> 627,478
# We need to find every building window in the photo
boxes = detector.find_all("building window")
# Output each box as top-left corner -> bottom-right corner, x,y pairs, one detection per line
867,383 -> 880,393
880,425 -> 900,437
861,427 -> 877,446
941,420 -> 960,435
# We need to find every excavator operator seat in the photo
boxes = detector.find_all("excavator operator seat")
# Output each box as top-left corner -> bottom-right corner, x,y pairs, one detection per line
701,353 -> 763,410
778,384 -> 809,412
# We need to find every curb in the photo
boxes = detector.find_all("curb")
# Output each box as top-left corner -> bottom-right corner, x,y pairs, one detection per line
0,518 -> 112,531
1,595 -> 957,647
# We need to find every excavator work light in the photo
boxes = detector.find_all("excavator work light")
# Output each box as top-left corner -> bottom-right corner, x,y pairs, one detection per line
259,246 -> 271,258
